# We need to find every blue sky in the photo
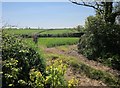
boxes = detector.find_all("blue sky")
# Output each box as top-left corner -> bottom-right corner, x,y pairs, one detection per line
0,2 -> 2,27
2,2 -> 95,28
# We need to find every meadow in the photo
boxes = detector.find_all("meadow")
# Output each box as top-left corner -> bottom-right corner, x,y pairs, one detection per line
4,28 -> 79,35
5,28 -> 80,47
40,29 -> 78,34
4,29 -> 44,35
26,37 -> 79,48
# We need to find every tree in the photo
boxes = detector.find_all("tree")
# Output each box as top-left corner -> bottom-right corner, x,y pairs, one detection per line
76,25 -> 84,32
69,0 -> 120,24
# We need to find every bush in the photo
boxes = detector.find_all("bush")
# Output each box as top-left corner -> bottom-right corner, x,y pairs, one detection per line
78,16 -> 120,70
20,33 -> 83,38
2,33 -> 46,87
29,59 -> 78,88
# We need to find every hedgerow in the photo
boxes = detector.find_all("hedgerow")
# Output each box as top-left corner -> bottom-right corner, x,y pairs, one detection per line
2,32 -> 46,87
78,16 -> 120,70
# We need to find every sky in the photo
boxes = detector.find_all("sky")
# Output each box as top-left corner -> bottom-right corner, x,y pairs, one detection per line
2,2 -> 95,28
0,2 -> 1,16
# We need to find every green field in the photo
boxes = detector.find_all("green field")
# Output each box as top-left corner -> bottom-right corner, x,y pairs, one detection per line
40,29 -> 78,34
4,29 -> 79,47
26,37 -> 79,48
4,28 -> 79,35
4,29 -> 44,35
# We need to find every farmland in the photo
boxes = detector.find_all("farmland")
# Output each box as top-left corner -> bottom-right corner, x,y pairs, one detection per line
4,29 -> 44,35
2,1 -> 120,88
26,37 -> 79,48
40,29 -> 78,34
4,28 -> 79,35
4,28 -> 80,47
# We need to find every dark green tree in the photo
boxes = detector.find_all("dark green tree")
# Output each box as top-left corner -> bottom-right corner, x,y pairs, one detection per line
70,0 -> 120,70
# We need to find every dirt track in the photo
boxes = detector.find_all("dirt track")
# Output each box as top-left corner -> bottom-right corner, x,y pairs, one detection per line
44,45 -> 120,86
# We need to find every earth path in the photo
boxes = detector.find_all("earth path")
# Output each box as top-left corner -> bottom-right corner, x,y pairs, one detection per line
43,45 -> 120,86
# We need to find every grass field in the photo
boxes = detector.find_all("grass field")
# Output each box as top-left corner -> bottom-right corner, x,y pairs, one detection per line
4,29 -> 44,35
4,28 -> 79,35
4,29 -> 79,48
40,29 -> 78,34
26,37 -> 79,48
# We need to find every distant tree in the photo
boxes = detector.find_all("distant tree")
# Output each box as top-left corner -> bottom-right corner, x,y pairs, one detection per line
69,0 -> 120,24
76,25 -> 84,32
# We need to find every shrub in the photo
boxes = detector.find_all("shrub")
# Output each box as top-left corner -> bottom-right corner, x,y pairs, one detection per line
78,16 -> 120,70
2,33 -> 77,88
29,59 -> 78,88
2,33 -> 46,87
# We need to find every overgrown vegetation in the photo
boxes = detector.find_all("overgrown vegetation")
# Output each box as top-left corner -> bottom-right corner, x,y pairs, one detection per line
29,59 -> 68,88
2,32 -> 46,87
2,1 -> 120,86
78,15 -> 120,70
45,53 -> 120,86
77,63 -> 120,86
2,32 -> 78,87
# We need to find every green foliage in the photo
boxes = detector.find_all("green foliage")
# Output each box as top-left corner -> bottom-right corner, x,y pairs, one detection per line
29,59 -> 78,88
2,33 -> 77,88
2,33 -> 46,87
78,15 -> 120,70
3,58 -> 20,87
46,52 -> 120,86
76,25 -> 85,33
81,59 -> 120,86
78,63 -> 120,86
29,69 -> 45,88
78,16 -> 105,59
45,60 -> 67,87
100,54 -> 120,70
